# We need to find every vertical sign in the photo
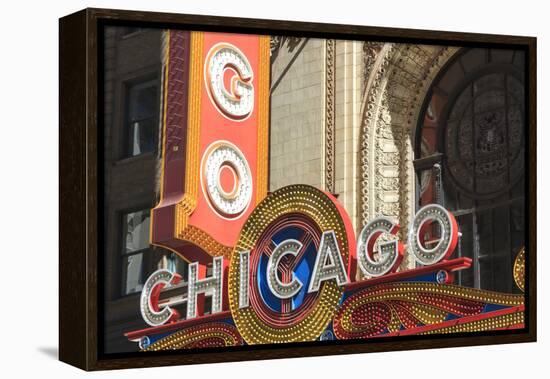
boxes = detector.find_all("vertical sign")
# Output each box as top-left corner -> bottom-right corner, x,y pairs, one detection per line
150,31 -> 270,265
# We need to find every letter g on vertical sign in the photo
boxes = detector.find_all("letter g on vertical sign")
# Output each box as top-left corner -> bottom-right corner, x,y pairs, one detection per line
205,42 -> 254,121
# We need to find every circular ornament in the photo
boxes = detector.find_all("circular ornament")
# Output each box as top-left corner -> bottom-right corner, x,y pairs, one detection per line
228,184 -> 355,344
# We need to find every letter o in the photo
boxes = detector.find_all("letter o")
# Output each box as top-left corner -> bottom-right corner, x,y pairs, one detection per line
200,141 -> 253,219
407,204 -> 459,265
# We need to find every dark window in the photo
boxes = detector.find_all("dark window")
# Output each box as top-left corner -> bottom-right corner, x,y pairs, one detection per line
415,48 -> 525,293
124,79 -> 158,157
121,209 -> 151,295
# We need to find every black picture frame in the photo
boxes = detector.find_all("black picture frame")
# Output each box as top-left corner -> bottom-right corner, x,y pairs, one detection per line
59,7 -> 536,371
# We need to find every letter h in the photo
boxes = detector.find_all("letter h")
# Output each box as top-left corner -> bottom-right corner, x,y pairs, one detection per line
187,256 -> 224,319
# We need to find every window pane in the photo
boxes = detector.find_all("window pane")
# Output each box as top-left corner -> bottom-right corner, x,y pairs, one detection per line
416,48 -> 525,293
455,213 -> 474,287
123,253 -> 144,295
129,82 -> 157,121
126,80 -> 158,156
129,118 -> 156,156
125,210 -> 150,253
167,252 -> 189,281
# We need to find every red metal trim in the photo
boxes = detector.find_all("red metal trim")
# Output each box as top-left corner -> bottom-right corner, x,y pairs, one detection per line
125,311 -> 232,341
345,257 -> 472,293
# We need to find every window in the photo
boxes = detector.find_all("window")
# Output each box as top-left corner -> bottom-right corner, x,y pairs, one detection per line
415,48 -> 525,293
121,209 -> 151,295
124,79 -> 158,157
167,252 -> 189,282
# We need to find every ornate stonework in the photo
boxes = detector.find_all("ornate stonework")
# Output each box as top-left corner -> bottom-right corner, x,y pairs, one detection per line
325,39 -> 336,194
359,43 -> 395,226
362,42 -> 384,93
359,43 -> 459,269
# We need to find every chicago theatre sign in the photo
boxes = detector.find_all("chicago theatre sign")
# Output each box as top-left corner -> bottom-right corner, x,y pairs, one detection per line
124,31 -> 525,350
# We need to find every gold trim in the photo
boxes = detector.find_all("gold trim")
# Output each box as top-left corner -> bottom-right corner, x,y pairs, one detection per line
178,225 -> 233,258
144,323 -> 242,351
175,31 -> 204,233
513,247 -> 526,292
419,311 -> 524,335
256,35 -> 270,204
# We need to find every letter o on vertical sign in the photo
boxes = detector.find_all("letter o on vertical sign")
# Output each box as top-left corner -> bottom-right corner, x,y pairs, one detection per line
201,141 -> 253,219
407,204 -> 459,265
140,269 -> 182,327
205,42 -> 254,121
356,217 -> 404,277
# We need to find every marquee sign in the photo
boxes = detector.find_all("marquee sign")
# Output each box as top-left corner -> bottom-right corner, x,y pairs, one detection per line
125,31 -> 525,350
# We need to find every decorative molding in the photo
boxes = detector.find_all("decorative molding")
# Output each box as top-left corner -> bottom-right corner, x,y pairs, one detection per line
325,39 -> 336,194
362,42 -> 384,93
359,43 -> 394,227
358,44 -> 459,270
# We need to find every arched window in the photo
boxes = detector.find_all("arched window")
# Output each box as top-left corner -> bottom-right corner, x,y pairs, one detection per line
414,48 -> 525,293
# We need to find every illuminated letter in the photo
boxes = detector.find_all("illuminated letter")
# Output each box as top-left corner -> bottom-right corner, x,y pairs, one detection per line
357,217 -> 404,277
201,141 -> 253,219
308,231 -> 348,293
205,43 -> 254,120
187,256 -> 224,319
140,269 -> 182,326
267,239 -> 304,299
407,204 -> 459,265
238,250 -> 250,308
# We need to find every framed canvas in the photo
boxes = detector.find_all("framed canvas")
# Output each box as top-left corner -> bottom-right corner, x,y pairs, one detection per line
59,8 -> 537,371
